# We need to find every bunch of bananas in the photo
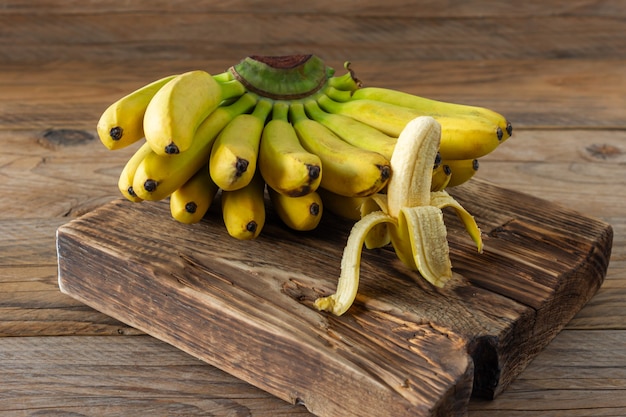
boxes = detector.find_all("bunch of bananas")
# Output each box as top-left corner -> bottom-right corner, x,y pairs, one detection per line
97,54 -> 513,314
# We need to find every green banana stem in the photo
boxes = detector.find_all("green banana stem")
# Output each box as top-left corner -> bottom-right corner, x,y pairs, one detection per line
219,79 -> 247,101
326,63 -> 361,92
271,101 -> 290,122
230,55 -> 335,100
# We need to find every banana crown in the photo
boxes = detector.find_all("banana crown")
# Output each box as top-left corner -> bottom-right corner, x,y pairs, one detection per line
99,54 -> 513,315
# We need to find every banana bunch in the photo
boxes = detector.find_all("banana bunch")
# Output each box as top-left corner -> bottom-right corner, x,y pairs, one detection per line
97,54 -> 512,313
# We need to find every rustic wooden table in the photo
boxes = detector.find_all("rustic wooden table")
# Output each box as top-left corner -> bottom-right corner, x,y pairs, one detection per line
1,1 -> 624,416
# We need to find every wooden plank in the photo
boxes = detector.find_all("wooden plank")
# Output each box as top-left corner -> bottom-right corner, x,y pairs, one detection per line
1,59 -> 625,131
56,178 -> 611,416
0,335 -> 312,416
0,129 -> 126,218
0,217 -> 138,337
477,129 -> 626,217
1,0 -> 625,17
0,330 -> 624,417
56,202 -> 475,417
468,330 -> 626,417
1,12 -> 624,65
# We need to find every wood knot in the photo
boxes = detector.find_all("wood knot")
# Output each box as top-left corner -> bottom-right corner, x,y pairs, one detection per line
585,143 -> 622,160
40,129 -> 95,148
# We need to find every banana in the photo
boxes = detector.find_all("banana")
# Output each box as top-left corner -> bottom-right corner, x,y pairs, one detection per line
117,141 -> 154,202
169,164 -> 219,224
133,94 -> 257,201
290,102 -> 391,198
316,117 -> 483,316
430,163 -> 452,192
444,158 -> 480,187
268,187 -> 323,231
258,102 -> 322,197
350,86 -> 512,139
221,172 -> 266,240
97,75 -> 177,150
209,98 -> 272,191
304,99 -> 397,160
318,94 -> 506,160
143,70 -> 246,155
317,187 -> 366,221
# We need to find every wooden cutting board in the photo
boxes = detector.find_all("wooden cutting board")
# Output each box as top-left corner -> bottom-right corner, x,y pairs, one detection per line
56,179 -> 612,417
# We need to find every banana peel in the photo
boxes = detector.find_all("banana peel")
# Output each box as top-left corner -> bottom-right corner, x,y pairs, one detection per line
315,116 -> 483,316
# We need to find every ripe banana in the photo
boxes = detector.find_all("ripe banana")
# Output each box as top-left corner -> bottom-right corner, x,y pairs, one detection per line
444,158 -> 480,187
117,141 -> 154,202
209,98 -> 272,191
349,86 -> 513,139
318,94 -> 506,160
430,163 -> 452,192
304,99 -> 397,160
316,117 -> 483,316
169,164 -> 219,224
258,101 -> 322,197
133,94 -> 257,201
143,70 -> 246,155
317,187 -> 366,221
97,75 -> 177,150
317,188 -> 389,249
221,172 -> 266,240
268,187 -> 323,231
290,102 -> 391,198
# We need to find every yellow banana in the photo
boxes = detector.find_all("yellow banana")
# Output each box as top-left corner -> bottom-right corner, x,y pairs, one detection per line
117,141 -> 154,202
290,102 -> 391,197
268,187 -> 323,231
258,102 -> 322,197
317,188 -> 389,249
304,99 -> 397,160
221,172 -> 266,240
143,70 -> 246,155
444,158 -> 480,187
430,163 -> 452,192
318,94 -> 506,160
97,75 -> 177,150
169,164 -> 219,224
209,99 -> 272,191
133,94 -> 257,201
317,187 -> 366,221
350,86 -> 512,139
316,117 -> 483,316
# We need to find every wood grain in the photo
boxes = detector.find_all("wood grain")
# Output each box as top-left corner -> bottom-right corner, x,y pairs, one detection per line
1,0 -> 625,415
57,201 -> 475,417
1,3 -> 624,65
0,335 -> 311,416
56,178 -> 611,416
